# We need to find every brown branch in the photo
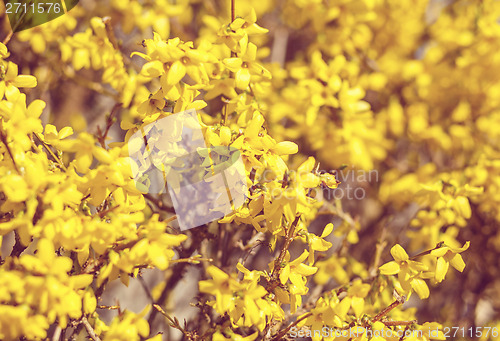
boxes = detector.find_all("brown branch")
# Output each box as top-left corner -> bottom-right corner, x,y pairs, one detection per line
81,239 -> 140,274
1,0 -> 33,44
2,30 -> 13,45
370,226 -> 387,276
229,0 -> 236,61
382,320 -> 417,327
231,0 -> 235,22
240,238 -> 267,267
96,103 -> 121,149
68,323 -> 83,341
10,230 -> 28,257
59,65 -> 120,100
263,215 -> 301,339
170,256 -> 213,264
222,104 -> 228,125
0,129 -> 20,173
146,231 -> 204,335
270,313 -> 312,341
270,215 -> 301,281
143,193 -> 176,214
399,324 -> 414,341
97,205 -> 119,218
33,133 -> 66,170
152,304 -> 195,339
51,326 -> 62,341
102,17 -> 120,50
81,317 -> 101,341
139,275 -> 155,302
371,298 -> 405,323
97,305 -> 120,310
409,241 -> 444,260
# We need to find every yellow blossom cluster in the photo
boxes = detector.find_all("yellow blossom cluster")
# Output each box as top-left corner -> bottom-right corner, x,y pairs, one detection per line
1,0 -> 500,340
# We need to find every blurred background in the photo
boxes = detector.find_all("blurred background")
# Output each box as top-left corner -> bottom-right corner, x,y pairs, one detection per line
2,0 -> 500,339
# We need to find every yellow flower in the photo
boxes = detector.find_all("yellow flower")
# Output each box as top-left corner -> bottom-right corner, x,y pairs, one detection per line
137,89 -> 166,116
301,299 -> 338,338
104,308 -> 150,341
0,62 -> 37,99
298,222 -> 334,264
0,43 -> 9,58
223,43 -> 271,90
199,265 -> 242,313
43,124 -> 74,146
217,8 -> 268,54
379,244 -> 430,299
135,34 -> 214,87
271,250 -> 317,313
431,241 -> 470,282
341,279 -> 371,318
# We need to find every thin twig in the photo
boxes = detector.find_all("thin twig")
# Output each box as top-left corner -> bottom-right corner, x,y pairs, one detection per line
399,324 -> 414,341
0,130 -> 20,173
248,83 -> 263,110
60,65 -> 120,100
143,193 -> 176,214
270,313 -> 312,341
241,239 -> 266,266
51,326 -> 62,341
81,239 -> 140,274
382,320 -> 417,327
370,226 -> 387,276
102,17 -> 120,50
229,0 -> 237,60
222,104 -> 228,125
270,215 -> 301,281
33,133 -> 66,170
68,323 -> 83,341
231,0 -> 235,22
2,0 -> 33,44
96,103 -> 121,149
170,257 -> 213,264
372,298 -> 405,323
409,241 -> 444,260
97,305 -> 120,310
146,232 -> 203,335
138,276 -> 154,301
2,31 -> 13,45
81,317 -> 102,341
164,215 -> 178,224
97,205 -> 119,218
10,230 -> 27,257
263,215 -> 301,339
152,304 -> 194,339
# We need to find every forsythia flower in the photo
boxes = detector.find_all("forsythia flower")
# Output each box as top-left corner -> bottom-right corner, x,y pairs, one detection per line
2,0 -> 498,340
0,62 -> 37,99
379,244 -> 430,299
431,241 -> 470,283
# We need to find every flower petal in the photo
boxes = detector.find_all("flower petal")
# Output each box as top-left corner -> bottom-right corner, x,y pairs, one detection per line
321,223 -> 334,238
235,67 -> 250,90
390,244 -> 409,261
379,261 -> 400,275
271,141 -> 298,155
449,254 -> 466,272
435,257 -> 449,283
13,75 -> 37,88
411,278 -> 430,299
166,60 -> 186,85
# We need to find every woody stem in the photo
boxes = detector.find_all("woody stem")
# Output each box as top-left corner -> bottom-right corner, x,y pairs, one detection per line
372,299 -> 405,323
231,0 -> 235,22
